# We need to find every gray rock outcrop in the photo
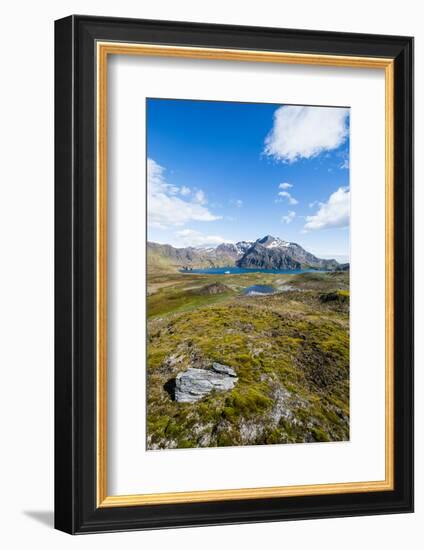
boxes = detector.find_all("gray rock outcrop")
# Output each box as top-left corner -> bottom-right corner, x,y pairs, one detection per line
211,362 -> 237,377
175,366 -> 238,403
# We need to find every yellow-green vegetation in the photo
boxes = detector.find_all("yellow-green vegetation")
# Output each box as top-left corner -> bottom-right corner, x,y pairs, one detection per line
146,270 -> 350,449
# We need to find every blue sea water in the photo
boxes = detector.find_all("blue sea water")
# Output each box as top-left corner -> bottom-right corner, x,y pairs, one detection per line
181,267 -> 320,275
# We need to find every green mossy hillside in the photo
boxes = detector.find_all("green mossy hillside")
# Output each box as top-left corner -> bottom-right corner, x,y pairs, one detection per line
147,271 -> 350,449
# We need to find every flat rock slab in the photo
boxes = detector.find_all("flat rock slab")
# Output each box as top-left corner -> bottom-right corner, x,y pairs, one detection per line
212,362 -> 237,377
175,367 -> 238,403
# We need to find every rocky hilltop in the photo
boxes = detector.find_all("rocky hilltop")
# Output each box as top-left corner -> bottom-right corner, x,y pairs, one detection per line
147,235 -> 341,272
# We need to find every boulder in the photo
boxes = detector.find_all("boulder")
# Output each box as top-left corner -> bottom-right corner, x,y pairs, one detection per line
212,362 -> 237,377
174,366 -> 238,403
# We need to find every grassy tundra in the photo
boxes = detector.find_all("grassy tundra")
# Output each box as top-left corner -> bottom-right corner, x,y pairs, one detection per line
146,270 -> 350,450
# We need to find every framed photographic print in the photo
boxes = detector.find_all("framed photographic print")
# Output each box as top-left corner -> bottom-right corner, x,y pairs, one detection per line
54,15 -> 414,534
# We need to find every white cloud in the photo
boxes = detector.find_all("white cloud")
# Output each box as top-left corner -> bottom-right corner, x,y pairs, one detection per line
278,191 -> 299,205
148,158 -> 179,195
180,186 -> 191,196
147,159 -> 220,229
281,211 -> 296,224
176,229 -> 228,247
340,158 -> 349,169
304,186 -> 350,231
264,106 -> 349,163
279,182 -> 293,190
193,189 -> 207,205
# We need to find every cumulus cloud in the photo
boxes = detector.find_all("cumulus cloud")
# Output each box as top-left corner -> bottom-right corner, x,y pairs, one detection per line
279,182 -> 293,190
176,229 -> 228,247
264,106 -> 349,163
147,159 -> 220,229
281,211 -> 296,224
304,187 -> 350,231
278,191 -> 299,205
180,185 -> 191,196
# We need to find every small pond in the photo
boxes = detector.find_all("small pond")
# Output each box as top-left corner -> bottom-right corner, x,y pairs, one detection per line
243,285 -> 275,295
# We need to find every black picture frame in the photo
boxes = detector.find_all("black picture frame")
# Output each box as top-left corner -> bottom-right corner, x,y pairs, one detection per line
55,15 -> 414,534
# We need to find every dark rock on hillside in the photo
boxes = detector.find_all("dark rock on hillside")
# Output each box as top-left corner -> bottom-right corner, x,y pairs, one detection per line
319,291 -> 349,304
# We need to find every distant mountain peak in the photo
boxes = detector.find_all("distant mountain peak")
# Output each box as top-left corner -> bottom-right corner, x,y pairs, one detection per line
237,235 -> 339,270
256,235 -> 291,249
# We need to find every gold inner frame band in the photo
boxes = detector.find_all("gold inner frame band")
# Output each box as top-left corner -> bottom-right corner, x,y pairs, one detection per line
96,42 -> 395,508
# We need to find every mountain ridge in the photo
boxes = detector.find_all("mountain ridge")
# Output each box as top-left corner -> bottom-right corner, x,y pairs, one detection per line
148,235 -> 344,272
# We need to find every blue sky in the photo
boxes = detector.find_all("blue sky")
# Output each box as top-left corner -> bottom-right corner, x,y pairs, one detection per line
147,98 -> 350,261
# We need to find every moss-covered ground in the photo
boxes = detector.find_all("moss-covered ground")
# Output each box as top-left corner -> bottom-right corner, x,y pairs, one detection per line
146,270 -> 350,449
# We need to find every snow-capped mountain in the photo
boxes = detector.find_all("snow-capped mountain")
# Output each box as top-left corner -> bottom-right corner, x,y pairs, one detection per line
237,235 -> 339,270
256,235 -> 292,249
147,235 -> 341,271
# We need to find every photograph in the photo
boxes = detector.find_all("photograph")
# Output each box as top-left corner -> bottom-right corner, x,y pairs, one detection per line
146,98 -> 351,450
